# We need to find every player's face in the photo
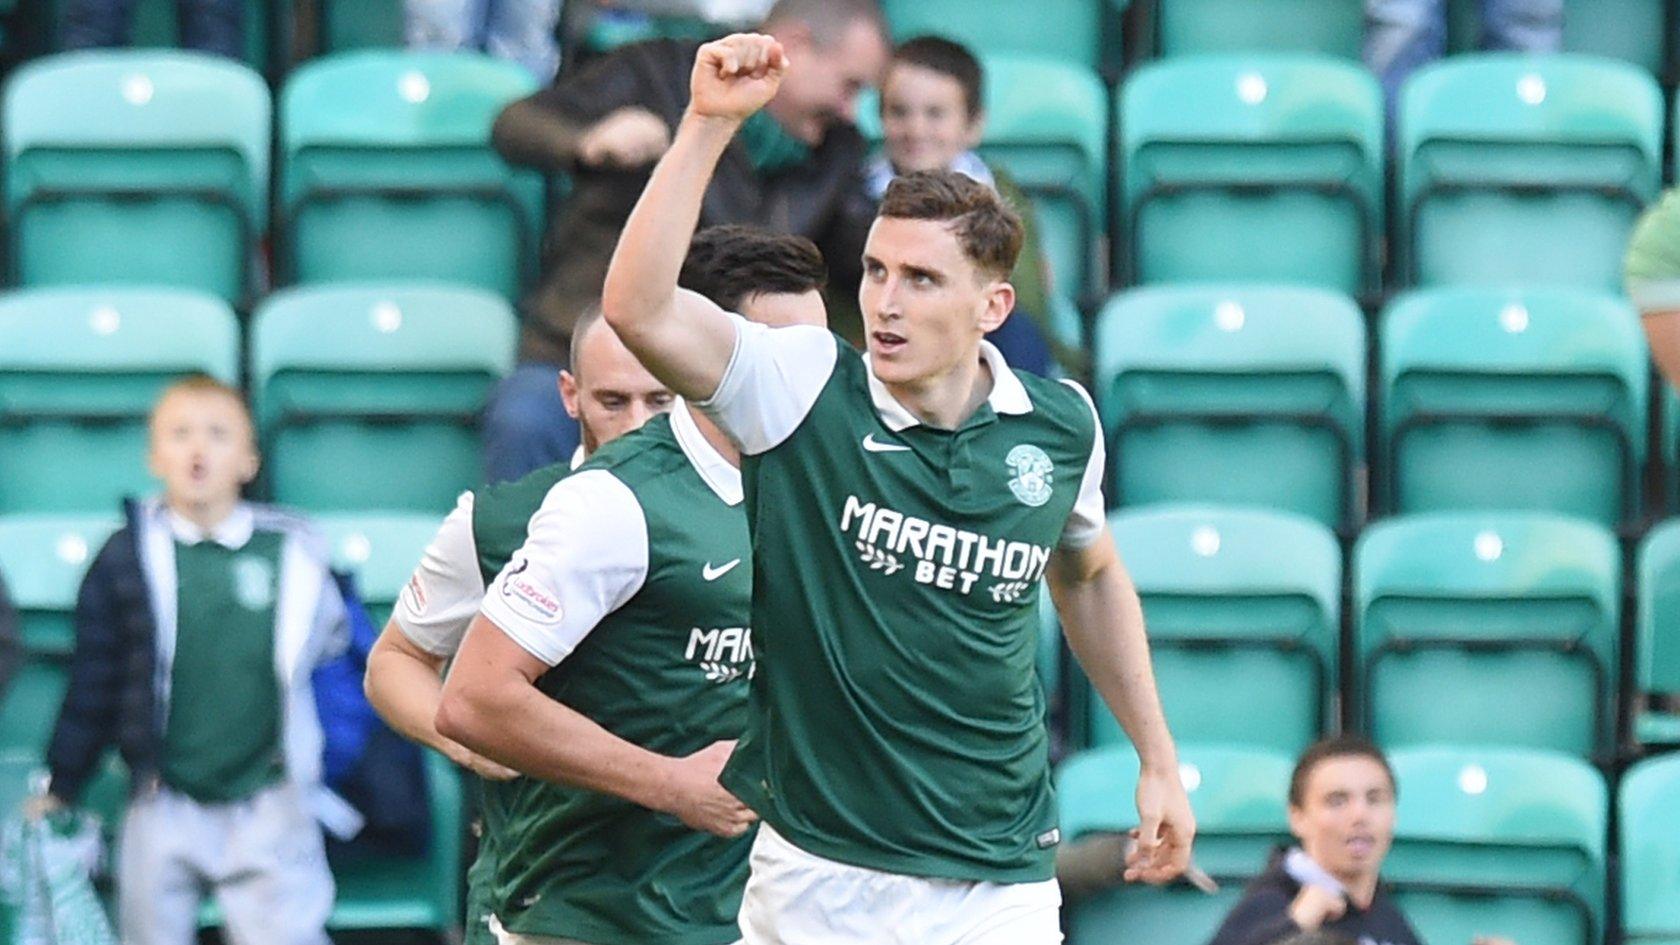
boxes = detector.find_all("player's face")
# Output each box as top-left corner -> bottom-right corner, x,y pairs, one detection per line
738,288 -> 827,328
560,322 -> 675,454
1287,756 -> 1396,886
770,18 -> 888,145
859,216 -> 1012,388
147,390 -> 259,510
880,63 -> 981,175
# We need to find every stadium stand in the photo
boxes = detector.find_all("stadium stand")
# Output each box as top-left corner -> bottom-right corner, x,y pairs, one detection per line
1094,504 -> 1339,754
1636,521 -> 1680,745
879,0 -> 1127,75
314,511 -> 440,626
278,51 -> 543,299
0,288 -> 240,514
1354,513 -> 1621,760
1,50 -> 270,305
1153,0 -> 1364,59
1377,286 -> 1648,529
1620,753 -> 1680,945
250,282 -> 516,514
1094,284 -> 1366,532
1119,54 -> 1384,298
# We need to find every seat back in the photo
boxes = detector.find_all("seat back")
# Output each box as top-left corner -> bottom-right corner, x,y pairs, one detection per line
1120,54 -> 1383,296
1102,505 -> 1339,752
1155,0 -> 1364,57
3,51 -> 269,303
1620,753 -> 1680,943
281,51 -> 543,298
314,512 -> 440,626
1354,513 -> 1620,758
0,288 -> 239,512
1378,287 -> 1646,527
880,0 -> 1126,74
1399,53 -> 1662,290
1095,284 -> 1365,530
251,283 -> 515,513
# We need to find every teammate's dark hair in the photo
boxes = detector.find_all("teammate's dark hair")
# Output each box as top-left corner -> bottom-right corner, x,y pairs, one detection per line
679,225 -> 827,313
763,0 -> 887,46
878,170 -> 1023,280
891,36 -> 984,122
1287,736 -> 1397,808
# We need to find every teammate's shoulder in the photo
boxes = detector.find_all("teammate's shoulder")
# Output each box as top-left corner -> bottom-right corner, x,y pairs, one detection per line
1016,372 -> 1100,436
578,413 -> 685,480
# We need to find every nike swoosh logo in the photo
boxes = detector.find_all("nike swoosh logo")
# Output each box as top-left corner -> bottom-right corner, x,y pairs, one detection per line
862,433 -> 910,453
702,559 -> 741,581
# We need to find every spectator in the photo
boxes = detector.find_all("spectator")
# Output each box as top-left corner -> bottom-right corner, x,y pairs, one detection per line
870,34 -> 1071,376
33,376 -> 347,945
1366,0 -> 1562,120
483,0 -> 887,481
406,0 -> 562,83
61,0 -> 245,58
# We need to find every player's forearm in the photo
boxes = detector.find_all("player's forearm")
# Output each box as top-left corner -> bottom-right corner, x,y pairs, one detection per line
364,628 -> 455,754
436,673 -> 679,812
1049,552 -> 1178,771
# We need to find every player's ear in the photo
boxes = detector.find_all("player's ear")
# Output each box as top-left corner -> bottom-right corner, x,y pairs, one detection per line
559,370 -> 582,420
977,280 -> 1014,334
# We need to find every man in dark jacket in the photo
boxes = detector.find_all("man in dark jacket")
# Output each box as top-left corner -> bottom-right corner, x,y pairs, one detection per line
480,0 -> 887,483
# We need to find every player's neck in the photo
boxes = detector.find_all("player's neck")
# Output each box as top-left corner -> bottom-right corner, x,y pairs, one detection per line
884,352 -> 992,431
167,494 -> 240,534
688,404 -> 740,468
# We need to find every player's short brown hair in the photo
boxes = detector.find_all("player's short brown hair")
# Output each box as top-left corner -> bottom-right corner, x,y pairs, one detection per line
680,225 -> 828,313
1288,736 -> 1397,808
878,170 -> 1023,280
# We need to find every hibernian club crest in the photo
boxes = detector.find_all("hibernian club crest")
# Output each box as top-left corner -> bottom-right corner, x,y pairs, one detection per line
1006,444 -> 1054,507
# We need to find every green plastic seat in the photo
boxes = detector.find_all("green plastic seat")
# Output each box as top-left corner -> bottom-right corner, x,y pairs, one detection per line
252,283 -> 515,514
280,51 -> 543,300
1448,0 -> 1667,74
1094,285 -> 1366,532
1378,287 -> 1647,528
1354,513 -> 1620,759
1119,54 -> 1383,298
1398,53 -> 1662,290
1155,0 -> 1364,58
316,0 -> 405,52
880,0 -> 1128,76
0,288 -> 239,513
1620,753 -> 1680,945
1097,505 -> 1338,753
2,51 -> 270,305
1387,746 -> 1606,945
1635,521 -> 1680,745
1059,743 -> 1292,945
314,512 -> 441,627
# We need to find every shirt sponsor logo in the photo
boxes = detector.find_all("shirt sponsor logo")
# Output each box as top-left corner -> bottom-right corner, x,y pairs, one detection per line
861,433 -> 911,453
402,573 -> 428,612
686,626 -> 754,683
702,559 -> 741,581
499,558 -> 563,625
231,555 -> 275,611
1006,444 -> 1054,507
841,495 -> 1052,598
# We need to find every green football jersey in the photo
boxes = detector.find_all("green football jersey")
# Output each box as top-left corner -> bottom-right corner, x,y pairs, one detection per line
704,321 -> 1106,883
476,408 -> 755,945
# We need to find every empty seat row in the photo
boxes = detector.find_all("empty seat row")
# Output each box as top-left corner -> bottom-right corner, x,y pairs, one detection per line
0,285 -> 514,515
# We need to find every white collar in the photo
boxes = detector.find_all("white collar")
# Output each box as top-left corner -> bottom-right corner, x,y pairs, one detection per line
569,444 -> 587,470
670,401 -> 743,506
160,501 -> 255,550
864,340 -> 1034,432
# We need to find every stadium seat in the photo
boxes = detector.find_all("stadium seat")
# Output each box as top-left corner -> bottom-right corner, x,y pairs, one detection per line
1096,505 -> 1339,753
331,750 -> 463,931
280,51 -> 543,299
316,0 -> 405,52
879,0 -> 1127,76
1635,521 -> 1680,745
1354,513 -> 1620,759
1119,54 -> 1383,299
1377,287 -> 1647,529
2,51 -> 269,305
1059,743 -> 1292,945
1387,746 -> 1605,945
251,283 -> 515,513
314,512 -> 440,627
1398,53 -> 1662,291
1448,0 -> 1667,75
1154,0 -> 1364,58
1620,753 -> 1680,945
0,288 -> 239,513
1094,285 -> 1366,532
0,514 -> 119,753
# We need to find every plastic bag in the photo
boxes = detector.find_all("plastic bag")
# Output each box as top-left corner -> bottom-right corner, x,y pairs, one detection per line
0,809 -> 116,945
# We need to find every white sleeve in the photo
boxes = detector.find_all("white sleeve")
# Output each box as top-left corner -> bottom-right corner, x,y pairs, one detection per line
695,313 -> 840,455
1058,379 -> 1107,549
479,470 -> 649,666
392,492 -> 487,657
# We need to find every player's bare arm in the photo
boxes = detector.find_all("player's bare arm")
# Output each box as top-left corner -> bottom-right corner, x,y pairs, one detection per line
600,34 -> 789,401
364,623 -> 517,781
436,613 -> 757,838
1046,526 -> 1196,885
